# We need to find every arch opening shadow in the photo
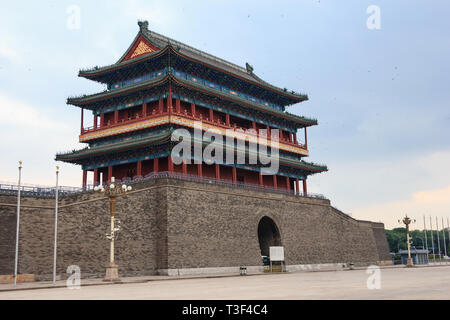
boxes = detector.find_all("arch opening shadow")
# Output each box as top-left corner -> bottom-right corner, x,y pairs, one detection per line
257,216 -> 282,258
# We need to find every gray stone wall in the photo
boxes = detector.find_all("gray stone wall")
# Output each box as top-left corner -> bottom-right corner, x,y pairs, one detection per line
371,222 -> 392,261
0,195 -> 54,276
0,177 -> 390,279
54,179 -> 168,279
165,180 -> 388,270
0,197 -> 18,275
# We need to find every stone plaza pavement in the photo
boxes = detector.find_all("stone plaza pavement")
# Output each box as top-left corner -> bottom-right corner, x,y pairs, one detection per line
1,264 -> 450,300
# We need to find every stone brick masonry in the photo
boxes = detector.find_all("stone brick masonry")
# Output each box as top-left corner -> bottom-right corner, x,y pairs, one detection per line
0,177 -> 390,280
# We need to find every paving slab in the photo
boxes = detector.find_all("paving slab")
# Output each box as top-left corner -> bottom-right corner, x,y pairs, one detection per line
1,264 -> 450,299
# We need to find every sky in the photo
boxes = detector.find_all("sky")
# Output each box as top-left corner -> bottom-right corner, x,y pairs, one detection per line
0,0 -> 449,229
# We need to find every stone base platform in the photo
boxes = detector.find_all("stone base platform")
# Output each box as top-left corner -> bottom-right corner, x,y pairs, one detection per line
0,176 -> 391,280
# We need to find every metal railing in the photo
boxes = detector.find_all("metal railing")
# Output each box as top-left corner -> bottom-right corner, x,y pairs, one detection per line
0,172 -> 327,200
116,171 -> 327,200
0,182 -> 86,198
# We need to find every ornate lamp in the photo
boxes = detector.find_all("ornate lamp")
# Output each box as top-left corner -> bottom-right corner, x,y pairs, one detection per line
94,177 -> 132,282
398,215 -> 416,267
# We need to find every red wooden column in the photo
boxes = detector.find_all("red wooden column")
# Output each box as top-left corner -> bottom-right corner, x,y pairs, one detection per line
158,98 -> 164,114
100,113 -> 105,127
137,161 -> 142,177
215,164 -> 220,180
114,110 -> 118,123
273,175 -> 277,188
226,114 -> 230,126
142,103 -> 147,117
82,170 -> 87,188
182,161 -> 187,175
168,85 -> 173,115
80,108 -> 84,134
303,180 -> 308,196
232,167 -> 237,182
108,166 -> 112,182
293,132 -> 298,144
259,172 -> 263,186
197,163 -> 203,177
168,156 -> 174,172
209,108 -> 214,122
153,158 -> 159,173
94,115 -> 98,129
286,177 -> 290,191
295,178 -> 300,195
266,125 -> 270,139
252,121 -> 257,131
304,127 -> 308,149
175,99 -> 181,113
93,168 -> 99,186
191,103 -> 196,116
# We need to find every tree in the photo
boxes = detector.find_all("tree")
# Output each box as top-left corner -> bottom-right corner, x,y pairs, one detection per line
385,227 -> 449,255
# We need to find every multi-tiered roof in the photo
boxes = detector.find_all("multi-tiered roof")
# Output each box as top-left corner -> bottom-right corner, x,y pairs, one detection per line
56,21 -> 326,191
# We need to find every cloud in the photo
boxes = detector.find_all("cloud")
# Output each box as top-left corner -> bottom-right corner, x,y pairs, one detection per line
310,149 -> 450,205
351,185 -> 450,230
413,185 -> 450,204
123,0 -> 174,25
0,93 -> 82,186
0,93 -> 68,130
0,42 -> 20,63
308,149 -> 450,230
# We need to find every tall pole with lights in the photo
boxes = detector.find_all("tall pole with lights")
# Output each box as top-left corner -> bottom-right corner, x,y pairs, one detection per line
52,166 -> 59,284
13,161 -> 22,286
423,215 -> 428,253
399,214 -> 415,267
94,177 -> 132,282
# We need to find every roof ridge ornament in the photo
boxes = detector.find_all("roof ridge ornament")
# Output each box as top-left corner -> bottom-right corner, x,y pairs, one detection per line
245,62 -> 254,74
138,20 -> 149,32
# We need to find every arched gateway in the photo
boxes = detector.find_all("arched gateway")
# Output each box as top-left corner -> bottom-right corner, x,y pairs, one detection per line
257,216 -> 282,257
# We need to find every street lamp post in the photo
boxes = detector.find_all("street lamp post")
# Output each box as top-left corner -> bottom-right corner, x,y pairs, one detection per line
399,215 -> 416,267
52,166 -> 59,285
14,161 -> 22,286
94,177 -> 132,282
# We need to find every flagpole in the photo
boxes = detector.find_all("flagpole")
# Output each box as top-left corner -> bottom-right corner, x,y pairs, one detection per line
430,216 -> 436,262
442,217 -> 447,258
423,215 -> 428,252
447,218 -> 450,256
14,161 -> 22,286
52,166 -> 59,285
436,217 -> 441,262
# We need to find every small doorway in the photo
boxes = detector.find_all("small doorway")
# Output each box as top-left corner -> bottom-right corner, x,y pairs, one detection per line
257,216 -> 282,270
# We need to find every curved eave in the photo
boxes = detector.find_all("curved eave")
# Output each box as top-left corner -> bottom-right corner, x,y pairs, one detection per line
67,74 -> 169,107
57,148 -> 327,176
78,46 -> 168,80
67,73 -> 316,127
77,43 -> 307,105
57,130 -> 327,175
172,75 -> 317,127
169,46 -> 308,104
287,161 -> 328,174
55,130 -> 172,162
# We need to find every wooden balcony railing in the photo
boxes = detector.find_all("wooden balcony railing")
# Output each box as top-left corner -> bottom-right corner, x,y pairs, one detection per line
81,109 -> 307,149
